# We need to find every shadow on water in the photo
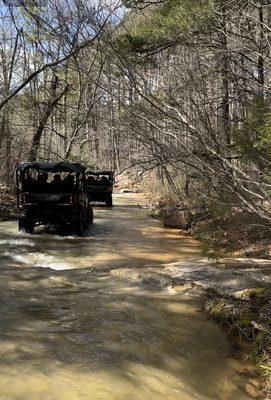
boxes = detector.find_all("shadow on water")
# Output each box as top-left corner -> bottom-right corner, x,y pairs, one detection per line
0,259 -> 250,400
0,194 -> 251,399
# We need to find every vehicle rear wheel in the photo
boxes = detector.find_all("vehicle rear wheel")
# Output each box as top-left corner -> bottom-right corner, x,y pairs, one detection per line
19,216 -> 34,234
105,195 -> 112,207
18,217 -> 26,233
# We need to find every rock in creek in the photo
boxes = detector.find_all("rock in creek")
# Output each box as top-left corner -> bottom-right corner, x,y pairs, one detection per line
161,208 -> 204,230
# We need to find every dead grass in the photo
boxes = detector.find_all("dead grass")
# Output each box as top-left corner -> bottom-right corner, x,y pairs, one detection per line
194,211 -> 271,259
205,288 -> 271,398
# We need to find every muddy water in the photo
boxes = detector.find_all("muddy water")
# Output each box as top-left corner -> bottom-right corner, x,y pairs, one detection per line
0,194 -> 251,400
0,194 -> 200,270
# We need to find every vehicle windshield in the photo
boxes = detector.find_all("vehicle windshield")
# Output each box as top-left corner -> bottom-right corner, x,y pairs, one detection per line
18,168 -> 82,193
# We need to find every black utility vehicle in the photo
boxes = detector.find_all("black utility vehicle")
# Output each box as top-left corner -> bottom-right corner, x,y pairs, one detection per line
16,162 -> 93,235
86,171 -> 114,207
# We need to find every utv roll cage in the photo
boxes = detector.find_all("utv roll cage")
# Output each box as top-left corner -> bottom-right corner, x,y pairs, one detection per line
86,170 -> 114,178
17,161 -> 85,191
16,162 -> 93,235
85,170 -> 114,207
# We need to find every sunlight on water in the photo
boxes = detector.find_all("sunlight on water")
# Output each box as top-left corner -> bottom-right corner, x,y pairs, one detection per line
0,238 -> 35,246
0,194 -> 252,399
3,251 -> 72,270
0,194 -> 201,271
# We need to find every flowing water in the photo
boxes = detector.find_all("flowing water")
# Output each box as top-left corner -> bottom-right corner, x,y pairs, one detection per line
0,194 -> 252,400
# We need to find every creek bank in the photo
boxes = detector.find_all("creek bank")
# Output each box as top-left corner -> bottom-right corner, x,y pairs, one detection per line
111,257 -> 271,399
0,187 -> 18,221
148,199 -> 271,260
193,211 -> 271,260
204,289 -> 270,399
165,258 -> 271,399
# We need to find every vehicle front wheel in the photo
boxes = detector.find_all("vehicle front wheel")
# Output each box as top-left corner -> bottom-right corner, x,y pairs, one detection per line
105,195 -> 113,207
74,212 -> 83,236
83,206 -> 93,229
88,206 -> 94,225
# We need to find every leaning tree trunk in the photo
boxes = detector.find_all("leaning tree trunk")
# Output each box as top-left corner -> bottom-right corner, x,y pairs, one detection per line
28,75 -> 69,162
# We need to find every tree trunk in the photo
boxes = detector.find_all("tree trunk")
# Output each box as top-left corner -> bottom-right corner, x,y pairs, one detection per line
258,4 -> 264,97
28,76 -> 69,162
220,10 -> 231,145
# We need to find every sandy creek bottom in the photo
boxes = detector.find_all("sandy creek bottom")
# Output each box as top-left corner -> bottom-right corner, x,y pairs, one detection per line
0,194 -> 252,400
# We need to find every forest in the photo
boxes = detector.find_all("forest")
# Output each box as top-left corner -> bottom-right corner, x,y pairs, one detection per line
0,0 -> 271,226
0,1 -> 271,398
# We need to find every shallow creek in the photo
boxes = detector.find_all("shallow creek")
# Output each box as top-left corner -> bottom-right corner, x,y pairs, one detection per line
0,194 -> 252,399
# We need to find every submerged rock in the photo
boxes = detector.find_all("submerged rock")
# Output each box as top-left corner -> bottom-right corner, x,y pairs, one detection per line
164,257 -> 271,296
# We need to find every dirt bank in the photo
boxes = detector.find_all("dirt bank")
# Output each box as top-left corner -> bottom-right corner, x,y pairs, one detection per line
193,211 -> 271,260
143,184 -> 271,260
